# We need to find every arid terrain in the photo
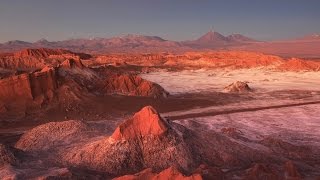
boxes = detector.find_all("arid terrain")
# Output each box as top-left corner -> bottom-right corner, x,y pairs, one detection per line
0,47 -> 320,180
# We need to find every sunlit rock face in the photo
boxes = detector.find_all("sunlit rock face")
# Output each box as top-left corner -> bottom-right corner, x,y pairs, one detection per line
59,106 -> 196,175
113,166 -> 203,180
111,106 -> 169,140
104,74 -> 169,98
0,67 -> 57,103
13,48 -> 73,59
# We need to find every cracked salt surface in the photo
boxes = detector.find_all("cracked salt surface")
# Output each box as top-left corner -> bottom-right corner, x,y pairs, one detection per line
141,68 -> 320,94
176,103 -> 320,147
142,69 -> 320,148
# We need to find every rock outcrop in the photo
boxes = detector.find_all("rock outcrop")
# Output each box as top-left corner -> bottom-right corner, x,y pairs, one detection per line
0,67 -> 57,103
13,48 -> 73,59
15,120 -> 93,151
0,55 -> 46,70
104,74 -> 169,98
60,106 -> 196,175
277,58 -> 320,71
0,48 -> 91,70
0,144 -> 19,166
113,166 -> 202,180
223,81 -> 252,93
111,106 -> 169,140
59,58 -> 84,69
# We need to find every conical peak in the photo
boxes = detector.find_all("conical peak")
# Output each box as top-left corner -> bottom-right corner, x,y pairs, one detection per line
197,31 -> 227,42
111,106 -> 169,140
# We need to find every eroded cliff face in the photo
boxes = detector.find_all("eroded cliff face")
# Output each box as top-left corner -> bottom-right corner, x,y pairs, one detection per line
0,48 -> 92,71
13,48 -> 73,59
93,51 -> 320,72
0,73 -> 33,102
277,58 -> 320,71
0,56 -> 46,71
0,51 -> 170,122
0,67 -> 57,103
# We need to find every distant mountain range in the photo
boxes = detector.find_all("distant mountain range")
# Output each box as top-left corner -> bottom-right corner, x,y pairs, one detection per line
181,31 -> 258,49
0,31 -> 319,57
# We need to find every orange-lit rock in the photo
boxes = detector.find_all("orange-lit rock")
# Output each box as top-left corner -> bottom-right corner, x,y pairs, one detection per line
111,106 -> 169,140
277,58 -> 320,71
13,48 -> 73,59
59,58 -> 84,69
114,166 -> 202,180
59,106 -> 195,174
0,66 -> 57,103
0,73 -> 33,102
94,51 -> 286,69
105,74 -> 169,98
223,81 -> 252,93
0,48 -> 91,70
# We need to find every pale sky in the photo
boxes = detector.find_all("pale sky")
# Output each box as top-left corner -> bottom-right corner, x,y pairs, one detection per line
0,0 -> 319,42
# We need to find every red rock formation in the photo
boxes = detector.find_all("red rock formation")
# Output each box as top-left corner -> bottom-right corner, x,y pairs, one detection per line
29,67 -> 57,99
0,48 -> 91,70
223,81 -> 252,93
277,58 -> 320,71
105,74 -> 169,98
59,58 -> 84,69
0,55 -> 46,70
95,51 -> 285,69
59,106 -> 195,174
0,67 -> 57,103
13,48 -> 73,59
111,106 -> 168,140
0,73 -> 33,102
114,167 -> 202,180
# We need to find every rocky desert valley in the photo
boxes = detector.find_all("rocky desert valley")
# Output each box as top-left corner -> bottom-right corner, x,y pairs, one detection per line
1,1 -> 320,180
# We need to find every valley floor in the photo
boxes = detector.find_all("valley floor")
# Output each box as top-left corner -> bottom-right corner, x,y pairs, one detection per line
1,67 -> 320,179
